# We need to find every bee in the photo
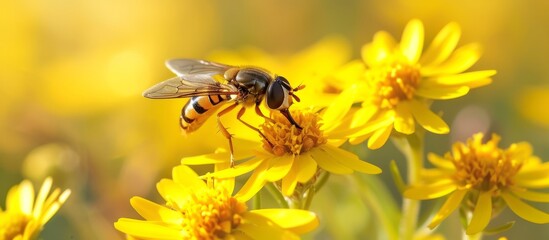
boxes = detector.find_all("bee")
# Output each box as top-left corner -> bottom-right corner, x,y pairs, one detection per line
143,59 -> 304,165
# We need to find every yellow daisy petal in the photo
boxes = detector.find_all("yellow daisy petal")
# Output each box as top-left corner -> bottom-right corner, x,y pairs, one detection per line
515,176 -> 549,189
182,150 -> 231,165
238,213 -> 299,240
427,153 -> 455,170
404,178 -> 456,200
466,191 -> 492,235
114,218 -> 182,240
420,22 -> 461,67
409,99 -> 449,134
296,153 -> 318,182
19,180 -> 35,216
208,157 -> 263,179
509,187 -> 549,203
321,85 -> 357,131
501,191 -> 549,223
130,197 -> 181,223
415,85 -> 470,100
171,165 -> 203,187
368,123 -> 393,149
400,19 -> 424,63
281,163 -> 300,196
264,156 -> 294,182
156,179 -> 190,207
235,161 -> 270,202
423,70 -> 496,87
310,147 -> 353,174
394,102 -> 415,134
421,43 -> 483,76
428,189 -> 467,229
352,104 -> 378,128
251,209 -> 319,234
362,31 -> 397,66
323,145 -> 381,174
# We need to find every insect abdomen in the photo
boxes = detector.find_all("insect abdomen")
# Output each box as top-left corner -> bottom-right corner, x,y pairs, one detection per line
180,95 -> 230,133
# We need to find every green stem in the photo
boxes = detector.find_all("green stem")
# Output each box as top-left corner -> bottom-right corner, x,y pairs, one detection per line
265,183 -> 289,208
394,132 -> 424,240
253,191 -> 261,210
303,187 -> 315,210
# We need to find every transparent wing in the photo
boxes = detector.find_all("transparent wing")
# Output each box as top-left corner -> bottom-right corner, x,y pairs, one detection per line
143,59 -> 238,99
166,59 -> 232,81
142,76 -> 238,99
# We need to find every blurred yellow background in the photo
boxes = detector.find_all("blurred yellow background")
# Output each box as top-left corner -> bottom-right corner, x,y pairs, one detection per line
2,0 -> 549,239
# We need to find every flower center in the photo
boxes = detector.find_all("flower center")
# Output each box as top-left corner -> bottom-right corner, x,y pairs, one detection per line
366,63 -> 420,109
175,181 -> 247,239
261,109 -> 327,156
0,212 -> 29,240
451,134 -> 523,191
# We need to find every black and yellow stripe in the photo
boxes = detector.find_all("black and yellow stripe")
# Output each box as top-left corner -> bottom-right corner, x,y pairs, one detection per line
179,94 -> 231,133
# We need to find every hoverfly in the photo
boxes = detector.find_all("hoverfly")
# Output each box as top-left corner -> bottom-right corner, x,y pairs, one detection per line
143,59 -> 304,165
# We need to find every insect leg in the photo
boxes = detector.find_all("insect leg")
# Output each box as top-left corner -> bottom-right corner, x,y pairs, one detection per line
254,102 -> 275,123
217,103 -> 239,167
236,106 -> 273,147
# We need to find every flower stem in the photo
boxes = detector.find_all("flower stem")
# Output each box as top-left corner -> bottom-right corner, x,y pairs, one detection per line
393,131 -> 424,240
265,182 -> 289,208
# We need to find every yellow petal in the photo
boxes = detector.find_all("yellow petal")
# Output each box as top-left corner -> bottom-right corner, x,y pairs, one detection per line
352,104 -> 378,128
321,85 -> 357,132
466,191 -> 492,235
421,43 -> 483,76
501,191 -> 549,223
394,102 -> 415,134
281,163 -> 300,196
130,197 -> 181,223
415,85 -> 470,100
323,145 -> 381,174
404,178 -> 456,200
34,178 -> 53,219
181,150 -> 230,165
295,153 -> 318,183
428,189 -> 467,229
239,213 -> 299,240
368,123 -> 393,149
156,179 -> 190,207
264,156 -> 294,182
310,147 -> 353,174
409,99 -> 449,134
423,70 -> 496,87
171,165 -> 204,187
427,153 -> 455,170
362,31 -> 397,66
251,209 -> 319,234
19,180 -> 35,216
420,22 -> 461,67
509,187 -> 549,203
114,218 -> 182,239
235,161 -> 270,202
400,19 -> 424,63
209,157 -> 263,178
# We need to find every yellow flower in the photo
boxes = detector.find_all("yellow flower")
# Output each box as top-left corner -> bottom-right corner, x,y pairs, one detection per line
0,177 -> 71,240
183,89 -> 381,199
404,133 -> 549,235
114,165 -> 319,239
336,19 -> 496,149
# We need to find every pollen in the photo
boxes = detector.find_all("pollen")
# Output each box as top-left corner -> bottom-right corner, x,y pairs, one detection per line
174,181 -> 247,239
367,63 -> 420,109
0,212 -> 29,240
450,133 -> 523,192
261,110 -> 327,156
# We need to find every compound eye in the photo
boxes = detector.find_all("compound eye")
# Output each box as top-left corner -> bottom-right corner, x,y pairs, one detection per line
266,78 -> 289,110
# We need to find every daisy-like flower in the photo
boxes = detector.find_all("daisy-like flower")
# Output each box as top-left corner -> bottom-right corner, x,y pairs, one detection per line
183,88 -> 381,200
114,165 -> 319,239
404,133 -> 549,235
0,177 -> 71,240
334,19 -> 496,149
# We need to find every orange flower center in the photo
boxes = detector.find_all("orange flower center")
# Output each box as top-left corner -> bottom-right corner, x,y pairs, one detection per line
450,133 -> 524,191
261,110 -> 327,156
0,212 -> 29,240
367,63 -> 420,109
173,181 -> 247,239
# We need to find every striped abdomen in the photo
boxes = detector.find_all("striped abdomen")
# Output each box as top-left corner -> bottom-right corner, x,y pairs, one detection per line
180,94 -> 231,133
